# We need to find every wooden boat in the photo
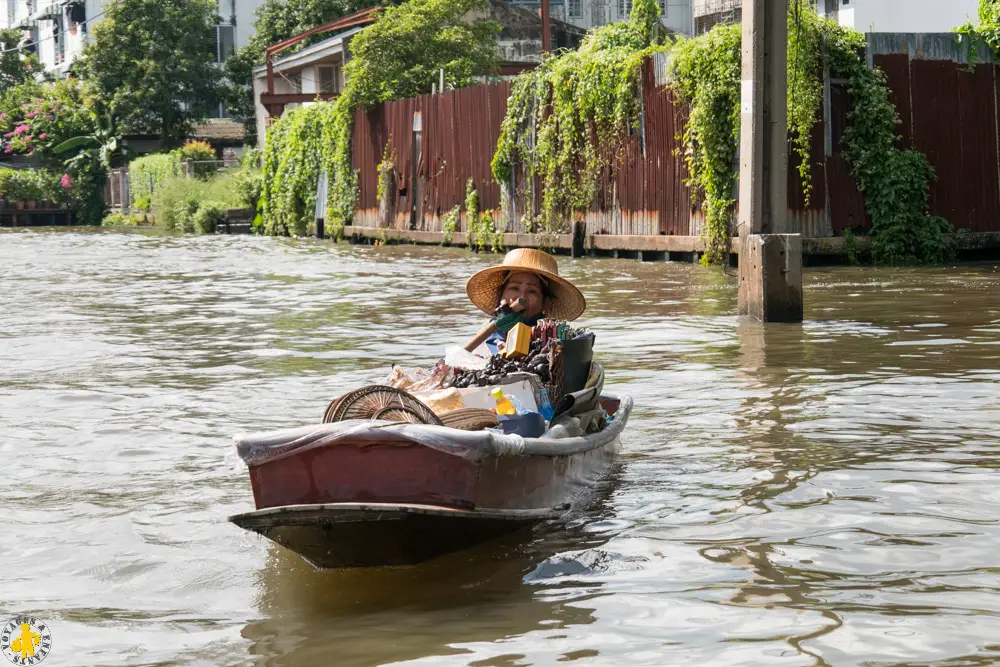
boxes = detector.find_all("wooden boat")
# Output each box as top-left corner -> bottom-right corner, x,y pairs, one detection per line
229,393 -> 632,568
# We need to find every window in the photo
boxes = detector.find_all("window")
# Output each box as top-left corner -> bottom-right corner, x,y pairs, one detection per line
658,0 -> 666,15
319,66 -> 340,94
591,2 -> 605,25
215,24 -> 234,63
618,0 -> 632,19
568,0 -> 581,18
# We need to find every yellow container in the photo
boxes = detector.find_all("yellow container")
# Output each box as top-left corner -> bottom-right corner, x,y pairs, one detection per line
503,322 -> 532,359
490,387 -> 516,415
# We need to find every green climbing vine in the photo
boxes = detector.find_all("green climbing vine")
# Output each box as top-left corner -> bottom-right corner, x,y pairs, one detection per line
666,23 -> 741,266
441,204 -> 460,244
262,0 -> 499,237
667,0 -> 952,265
491,0 -> 668,233
955,0 -> 1000,66
376,142 -> 394,206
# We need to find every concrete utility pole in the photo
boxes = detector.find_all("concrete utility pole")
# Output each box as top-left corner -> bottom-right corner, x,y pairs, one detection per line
737,0 -> 803,323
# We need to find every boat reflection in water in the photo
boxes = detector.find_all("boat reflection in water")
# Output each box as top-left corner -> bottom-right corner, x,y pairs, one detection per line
241,469 -> 625,667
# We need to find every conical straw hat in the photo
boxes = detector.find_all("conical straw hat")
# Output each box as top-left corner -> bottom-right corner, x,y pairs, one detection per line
466,248 -> 586,321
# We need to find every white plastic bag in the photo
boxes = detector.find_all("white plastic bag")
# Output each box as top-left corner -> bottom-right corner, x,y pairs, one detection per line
444,345 -> 488,371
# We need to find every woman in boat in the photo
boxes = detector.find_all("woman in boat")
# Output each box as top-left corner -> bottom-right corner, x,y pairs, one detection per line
466,248 -> 586,355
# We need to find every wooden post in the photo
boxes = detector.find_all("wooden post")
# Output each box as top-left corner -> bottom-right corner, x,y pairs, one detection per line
737,0 -> 802,323
540,0 -> 552,53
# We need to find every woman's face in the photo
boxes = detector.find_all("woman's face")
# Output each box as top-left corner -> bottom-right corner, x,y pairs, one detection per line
501,271 -> 546,318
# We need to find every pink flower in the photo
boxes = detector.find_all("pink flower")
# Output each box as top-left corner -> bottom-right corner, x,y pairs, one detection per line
4,132 -> 12,138
60,174 -> 74,189
4,147 -> 11,154
14,125 -> 29,135
38,133 -> 46,139
0,113 -> 7,120
26,110 -> 38,118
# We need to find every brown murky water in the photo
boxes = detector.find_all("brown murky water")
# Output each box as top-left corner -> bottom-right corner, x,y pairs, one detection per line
2,228 -> 999,666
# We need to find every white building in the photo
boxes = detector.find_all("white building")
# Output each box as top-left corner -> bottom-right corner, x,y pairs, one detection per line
1,0 -> 267,82
815,0 -> 978,33
692,0 -> 980,35
511,0 -> 694,35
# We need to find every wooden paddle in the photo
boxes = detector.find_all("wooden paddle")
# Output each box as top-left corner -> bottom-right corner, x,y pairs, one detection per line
464,298 -> 527,352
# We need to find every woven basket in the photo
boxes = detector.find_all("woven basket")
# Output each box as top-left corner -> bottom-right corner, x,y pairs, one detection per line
438,408 -> 499,431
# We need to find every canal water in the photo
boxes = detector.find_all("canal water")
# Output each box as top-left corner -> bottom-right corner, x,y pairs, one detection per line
2,229 -> 999,667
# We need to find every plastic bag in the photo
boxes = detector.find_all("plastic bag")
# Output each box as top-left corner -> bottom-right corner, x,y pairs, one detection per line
387,360 -> 455,392
444,345 -> 488,371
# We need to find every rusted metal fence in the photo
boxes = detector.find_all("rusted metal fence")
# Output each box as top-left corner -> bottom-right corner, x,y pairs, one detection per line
350,33 -> 1000,239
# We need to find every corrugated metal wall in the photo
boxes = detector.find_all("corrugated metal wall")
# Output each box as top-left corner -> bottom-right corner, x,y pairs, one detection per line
350,37 -> 1000,237
352,61 -> 694,236
875,47 -> 1000,233
354,82 -> 512,231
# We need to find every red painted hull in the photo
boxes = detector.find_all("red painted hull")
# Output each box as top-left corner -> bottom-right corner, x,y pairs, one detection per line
248,435 -> 617,513
232,395 -> 630,567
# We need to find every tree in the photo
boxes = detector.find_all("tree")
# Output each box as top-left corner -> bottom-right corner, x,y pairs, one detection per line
343,0 -> 499,108
224,0 -> 381,144
0,28 -> 40,93
77,0 -> 221,147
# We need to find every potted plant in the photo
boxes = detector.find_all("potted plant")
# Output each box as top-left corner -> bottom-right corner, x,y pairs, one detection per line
0,168 -> 14,209
6,171 -> 26,209
24,174 -> 38,208
58,173 -> 75,208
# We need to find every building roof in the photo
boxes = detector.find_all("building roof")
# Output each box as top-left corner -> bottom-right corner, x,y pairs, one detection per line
253,24 -> 369,77
190,119 -> 246,143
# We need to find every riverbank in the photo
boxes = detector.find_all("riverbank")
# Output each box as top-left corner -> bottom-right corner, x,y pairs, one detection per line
11,223 -> 1000,265
341,225 -> 1000,265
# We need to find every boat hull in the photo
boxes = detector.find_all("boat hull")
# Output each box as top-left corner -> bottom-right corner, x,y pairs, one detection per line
230,394 -> 631,568
231,502 -> 550,568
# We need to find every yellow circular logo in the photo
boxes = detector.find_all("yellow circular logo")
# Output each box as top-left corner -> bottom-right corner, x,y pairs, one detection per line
0,617 -> 51,665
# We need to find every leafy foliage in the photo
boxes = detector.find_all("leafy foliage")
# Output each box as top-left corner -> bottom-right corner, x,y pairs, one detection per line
178,139 -> 218,178
667,2 -> 952,265
0,80 -> 94,164
666,23 -> 741,265
955,0 -> 1000,66
101,211 -> 147,227
491,0 -> 667,232
78,0 -> 222,147
441,204 -> 460,244
129,153 -> 181,211
262,0 -> 500,237
0,29 -> 40,93
376,143 -> 394,205
150,171 -> 245,233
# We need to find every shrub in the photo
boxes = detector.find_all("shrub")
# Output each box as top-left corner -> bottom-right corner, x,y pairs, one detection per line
231,163 -> 263,211
101,211 -> 145,227
177,140 -> 217,179
151,174 -> 202,230
129,153 -> 180,211
151,170 -> 241,232
5,169 -> 45,201
192,201 -> 224,234
0,167 -> 16,199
